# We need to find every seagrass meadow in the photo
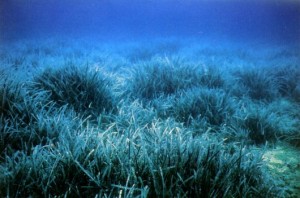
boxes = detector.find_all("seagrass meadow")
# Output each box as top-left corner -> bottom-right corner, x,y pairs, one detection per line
0,38 -> 300,197
1,0 -> 300,197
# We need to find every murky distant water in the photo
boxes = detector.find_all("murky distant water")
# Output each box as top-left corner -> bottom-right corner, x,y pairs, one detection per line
1,0 -> 300,45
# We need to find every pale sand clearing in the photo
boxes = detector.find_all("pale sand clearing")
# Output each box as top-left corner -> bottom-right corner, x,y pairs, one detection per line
263,143 -> 300,197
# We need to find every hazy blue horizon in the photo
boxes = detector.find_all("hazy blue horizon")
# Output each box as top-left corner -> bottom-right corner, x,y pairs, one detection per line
1,0 -> 300,45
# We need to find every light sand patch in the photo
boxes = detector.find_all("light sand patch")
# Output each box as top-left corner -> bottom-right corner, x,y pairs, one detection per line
263,143 -> 300,198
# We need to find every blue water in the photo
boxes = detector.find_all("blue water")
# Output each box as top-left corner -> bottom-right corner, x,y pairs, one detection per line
1,0 -> 300,45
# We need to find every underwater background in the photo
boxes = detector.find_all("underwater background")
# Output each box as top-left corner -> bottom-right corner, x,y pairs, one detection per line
1,0 -> 300,197
1,0 -> 300,43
